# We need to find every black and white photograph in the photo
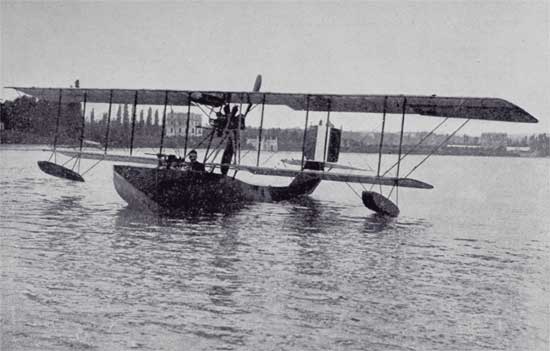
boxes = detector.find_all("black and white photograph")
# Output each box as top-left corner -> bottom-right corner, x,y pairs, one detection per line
1,1 -> 549,350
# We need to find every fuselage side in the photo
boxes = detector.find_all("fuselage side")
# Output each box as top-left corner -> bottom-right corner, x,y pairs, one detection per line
113,165 -> 321,212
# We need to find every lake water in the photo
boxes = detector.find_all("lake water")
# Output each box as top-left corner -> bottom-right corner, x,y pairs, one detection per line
1,146 -> 549,350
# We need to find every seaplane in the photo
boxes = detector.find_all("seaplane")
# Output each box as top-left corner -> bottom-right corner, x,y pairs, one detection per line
7,75 -> 538,217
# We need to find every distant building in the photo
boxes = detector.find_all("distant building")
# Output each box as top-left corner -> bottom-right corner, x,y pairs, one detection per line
463,135 -> 480,145
166,112 -> 203,137
246,137 -> 278,152
506,146 -> 530,153
480,133 -> 507,149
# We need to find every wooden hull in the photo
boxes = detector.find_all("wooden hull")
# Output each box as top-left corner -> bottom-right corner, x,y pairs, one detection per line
113,165 -> 321,213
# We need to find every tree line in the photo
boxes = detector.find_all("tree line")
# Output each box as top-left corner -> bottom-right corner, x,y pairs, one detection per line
1,96 -> 193,147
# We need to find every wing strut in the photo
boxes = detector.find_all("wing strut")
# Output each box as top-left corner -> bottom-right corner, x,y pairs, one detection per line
183,93 -> 192,157
104,90 -> 114,154
300,95 -> 311,170
237,97 -> 243,166
76,91 -> 88,172
322,99 -> 331,162
129,91 -> 139,155
50,89 -> 63,163
392,97 -> 407,204
375,96 -> 388,193
158,91 -> 169,156
256,94 -> 266,167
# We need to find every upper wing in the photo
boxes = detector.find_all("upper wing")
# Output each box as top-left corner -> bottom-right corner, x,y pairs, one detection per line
9,87 -> 195,106
9,87 -> 537,123
274,94 -> 538,123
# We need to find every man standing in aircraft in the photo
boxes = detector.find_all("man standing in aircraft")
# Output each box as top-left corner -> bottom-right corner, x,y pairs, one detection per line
187,149 -> 205,172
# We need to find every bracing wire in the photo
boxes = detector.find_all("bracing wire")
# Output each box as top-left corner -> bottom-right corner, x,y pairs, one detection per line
260,150 -> 279,166
405,119 -> 471,178
193,102 -> 211,117
381,117 -> 449,177
386,118 -> 471,199
81,156 -> 105,176
240,148 -> 253,161
369,117 -> 449,191
206,133 -> 228,165
61,154 -> 77,167
344,181 -> 362,200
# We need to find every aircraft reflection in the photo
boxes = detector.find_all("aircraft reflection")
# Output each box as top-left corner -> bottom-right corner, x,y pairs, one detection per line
206,223 -> 242,310
284,197 -> 325,233
363,213 -> 396,234
41,194 -> 86,219
284,196 -> 396,235
114,203 -> 248,228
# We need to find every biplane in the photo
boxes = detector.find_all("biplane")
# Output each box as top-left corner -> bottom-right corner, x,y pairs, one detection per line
8,76 -> 537,217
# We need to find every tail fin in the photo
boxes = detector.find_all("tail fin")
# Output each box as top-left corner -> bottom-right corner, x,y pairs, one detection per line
304,124 -> 341,164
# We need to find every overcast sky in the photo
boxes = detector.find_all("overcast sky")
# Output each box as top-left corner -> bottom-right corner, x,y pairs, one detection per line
1,1 -> 548,135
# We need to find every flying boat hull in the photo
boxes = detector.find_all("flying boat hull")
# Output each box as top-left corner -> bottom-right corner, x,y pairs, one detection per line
113,165 -> 321,213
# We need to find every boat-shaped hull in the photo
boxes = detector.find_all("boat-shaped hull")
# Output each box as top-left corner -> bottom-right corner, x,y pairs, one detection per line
113,165 -> 321,213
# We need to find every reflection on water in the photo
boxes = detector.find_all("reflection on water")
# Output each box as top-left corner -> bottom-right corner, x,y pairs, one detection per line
363,213 -> 396,234
2,150 -> 549,351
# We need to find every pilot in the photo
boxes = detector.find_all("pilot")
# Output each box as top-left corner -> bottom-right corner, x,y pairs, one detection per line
187,149 -> 205,172
166,154 -> 177,169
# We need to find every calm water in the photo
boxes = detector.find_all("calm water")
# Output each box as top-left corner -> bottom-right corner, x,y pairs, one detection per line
1,147 -> 549,350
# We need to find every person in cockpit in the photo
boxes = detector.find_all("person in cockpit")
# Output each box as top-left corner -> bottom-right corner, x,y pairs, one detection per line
187,149 -> 205,172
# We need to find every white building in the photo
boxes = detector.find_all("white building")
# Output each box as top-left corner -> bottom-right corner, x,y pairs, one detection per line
166,112 -> 203,137
246,137 -> 278,152
480,133 -> 507,149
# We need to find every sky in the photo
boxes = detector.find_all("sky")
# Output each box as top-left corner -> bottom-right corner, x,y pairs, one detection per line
1,1 -> 549,135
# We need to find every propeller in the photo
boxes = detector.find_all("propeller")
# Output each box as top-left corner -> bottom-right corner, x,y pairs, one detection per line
253,74 -> 262,92
213,74 -> 262,133
244,74 -> 262,116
